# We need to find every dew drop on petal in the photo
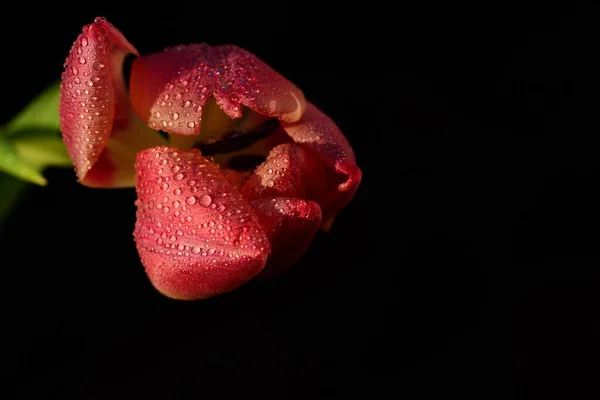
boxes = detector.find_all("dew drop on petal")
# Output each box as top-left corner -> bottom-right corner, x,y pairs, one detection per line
199,194 -> 212,207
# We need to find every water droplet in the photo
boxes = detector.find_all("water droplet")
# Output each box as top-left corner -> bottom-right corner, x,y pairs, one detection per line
87,81 -> 93,87
170,235 -> 177,242
192,246 -> 201,254
72,66 -> 79,75
154,111 -> 161,118
175,93 -> 182,100
174,173 -> 184,181
184,100 -> 191,108
161,182 -> 169,190
266,179 -> 274,187
199,194 -> 212,207
267,168 -> 273,174
187,121 -> 195,128
173,188 -> 182,195
93,62 -> 104,70
186,196 -> 196,205
79,56 -> 86,65
172,112 -> 179,120
81,37 -> 88,47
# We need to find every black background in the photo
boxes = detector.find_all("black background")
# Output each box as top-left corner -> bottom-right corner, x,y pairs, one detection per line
1,3 -> 598,399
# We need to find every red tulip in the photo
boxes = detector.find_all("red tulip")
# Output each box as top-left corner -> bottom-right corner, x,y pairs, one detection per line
59,17 -> 362,299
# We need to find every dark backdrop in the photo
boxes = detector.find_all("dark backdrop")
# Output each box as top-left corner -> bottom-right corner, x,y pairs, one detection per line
1,3 -> 597,399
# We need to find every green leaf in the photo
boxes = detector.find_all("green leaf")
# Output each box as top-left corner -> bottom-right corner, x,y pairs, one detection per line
0,81 -> 65,223
3,81 -> 61,136
0,135 -> 46,186
12,131 -> 71,167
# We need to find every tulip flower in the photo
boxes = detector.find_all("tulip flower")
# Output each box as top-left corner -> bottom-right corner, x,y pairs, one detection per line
59,17 -> 362,299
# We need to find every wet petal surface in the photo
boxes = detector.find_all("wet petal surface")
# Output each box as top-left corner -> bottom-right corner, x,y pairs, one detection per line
130,44 -> 305,137
134,146 -> 270,299
59,18 -> 140,186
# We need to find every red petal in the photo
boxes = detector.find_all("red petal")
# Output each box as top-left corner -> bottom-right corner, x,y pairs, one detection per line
281,103 -> 362,229
129,44 -> 305,136
240,144 -> 321,276
134,146 -> 270,300
59,17 -> 141,186
240,143 -> 309,200
249,197 -> 321,278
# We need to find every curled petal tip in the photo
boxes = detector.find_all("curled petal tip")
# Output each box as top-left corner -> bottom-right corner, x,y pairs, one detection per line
281,102 -> 362,227
133,146 -> 270,300
130,44 -> 305,137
